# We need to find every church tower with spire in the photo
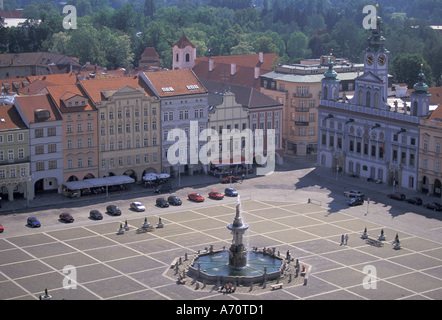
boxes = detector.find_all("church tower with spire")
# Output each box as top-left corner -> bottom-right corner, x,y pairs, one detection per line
410,65 -> 431,117
172,35 -> 196,70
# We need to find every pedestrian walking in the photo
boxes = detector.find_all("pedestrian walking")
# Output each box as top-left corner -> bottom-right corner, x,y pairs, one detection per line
340,234 -> 344,246
345,234 -> 349,245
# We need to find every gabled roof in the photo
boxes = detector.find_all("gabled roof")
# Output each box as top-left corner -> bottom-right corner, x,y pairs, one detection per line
0,52 -> 81,68
46,84 -> 95,113
141,47 -> 159,58
173,35 -> 196,49
193,53 -> 278,90
142,69 -> 207,98
200,79 -> 282,110
79,77 -> 155,103
0,104 -> 27,131
15,94 -> 62,124
356,71 -> 384,83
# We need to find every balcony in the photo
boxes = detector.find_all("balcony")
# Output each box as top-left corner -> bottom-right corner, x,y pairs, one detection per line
294,121 -> 309,126
294,107 -> 309,112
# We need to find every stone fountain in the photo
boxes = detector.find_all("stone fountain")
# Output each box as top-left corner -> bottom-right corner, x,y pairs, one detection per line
226,196 -> 249,268
186,195 -> 286,286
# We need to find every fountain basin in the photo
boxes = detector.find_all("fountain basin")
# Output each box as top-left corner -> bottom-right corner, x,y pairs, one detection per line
187,250 -> 284,285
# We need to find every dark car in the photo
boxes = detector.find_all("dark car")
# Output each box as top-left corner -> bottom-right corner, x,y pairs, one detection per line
224,187 -> 238,197
167,195 -> 182,206
387,192 -> 405,201
154,183 -> 172,193
59,212 -> 74,223
347,197 -> 364,206
156,198 -> 169,208
27,216 -> 41,228
405,197 -> 423,205
106,205 -> 122,216
423,202 -> 442,211
89,210 -> 103,220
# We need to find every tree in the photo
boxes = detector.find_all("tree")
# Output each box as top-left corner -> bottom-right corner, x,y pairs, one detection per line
144,0 -> 156,18
252,37 -> 278,54
391,53 -> 433,88
286,31 -> 311,62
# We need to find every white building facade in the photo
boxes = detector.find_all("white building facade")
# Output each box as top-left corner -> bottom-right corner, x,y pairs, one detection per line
317,16 -> 429,191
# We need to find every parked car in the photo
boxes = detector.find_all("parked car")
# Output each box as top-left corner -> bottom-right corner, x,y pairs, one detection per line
154,183 -> 172,193
59,212 -> 74,223
106,205 -> 122,216
423,202 -> 442,211
387,192 -> 405,201
89,210 -> 103,220
209,190 -> 224,200
221,176 -> 239,184
224,187 -> 238,197
347,197 -> 364,206
156,198 -> 169,208
405,197 -> 423,205
167,195 -> 182,206
343,190 -> 364,198
188,193 -> 204,202
130,202 -> 145,212
0,223 -> 3,233
26,216 -> 41,228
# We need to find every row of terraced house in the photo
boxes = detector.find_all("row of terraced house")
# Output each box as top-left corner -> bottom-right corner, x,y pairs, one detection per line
1,31 -> 442,204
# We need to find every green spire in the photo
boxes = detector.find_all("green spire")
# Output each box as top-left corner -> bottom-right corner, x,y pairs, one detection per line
413,64 -> 429,94
324,52 -> 338,80
367,4 -> 387,53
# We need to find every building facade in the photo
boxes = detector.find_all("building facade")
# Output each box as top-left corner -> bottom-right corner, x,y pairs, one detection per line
46,84 -> 99,183
317,16 -> 429,191
260,58 -> 363,156
140,69 -> 209,176
0,104 -> 32,203
14,94 -> 64,194
80,77 -> 162,181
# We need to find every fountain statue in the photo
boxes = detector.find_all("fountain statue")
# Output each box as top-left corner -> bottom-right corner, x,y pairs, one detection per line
227,196 -> 249,268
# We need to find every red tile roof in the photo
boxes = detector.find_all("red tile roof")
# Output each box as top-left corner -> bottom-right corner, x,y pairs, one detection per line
0,104 -> 27,130
79,77 -> 155,103
142,69 -> 207,97
14,94 -> 62,123
173,35 -> 196,49
193,53 -> 278,90
46,84 -> 95,113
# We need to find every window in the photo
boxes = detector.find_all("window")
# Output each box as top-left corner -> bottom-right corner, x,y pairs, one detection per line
87,157 -> 93,167
109,126 -> 114,134
48,144 -> 57,153
436,141 -> 441,153
35,145 -> 44,155
109,111 -> 114,119
423,139 -> 428,151
49,160 -> 57,170
67,139 -> 73,149
36,161 -> 45,171
87,122 -> 92,131
77,138 -> 83,149
18,148 -> 24,159
87,137 -> 92,148
126,124 -> 131,133
10,168 -> 16,178
35,128 -> 44,138
77,157 -> 83,168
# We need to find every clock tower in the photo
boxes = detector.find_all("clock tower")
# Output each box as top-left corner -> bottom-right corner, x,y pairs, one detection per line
363,8 -> 389,101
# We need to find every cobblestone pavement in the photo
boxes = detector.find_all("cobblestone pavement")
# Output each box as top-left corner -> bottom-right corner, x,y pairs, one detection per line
0,155 -> 441,300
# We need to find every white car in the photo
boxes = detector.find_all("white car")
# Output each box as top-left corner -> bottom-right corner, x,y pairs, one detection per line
343,190 -> 365,198
130,202 -> 146,212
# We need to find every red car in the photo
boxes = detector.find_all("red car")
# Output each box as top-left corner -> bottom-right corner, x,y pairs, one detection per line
221,175 -> 239,184
0,223 -> 4,233
59,212 -> 74,223
209,191 -> 224,200
188,193 -> 204,202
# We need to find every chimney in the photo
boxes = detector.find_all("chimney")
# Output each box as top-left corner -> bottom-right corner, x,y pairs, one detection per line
254,66 -> 260,79
209,58 -> 214,72
231,63 -> 236,76
259,52 -> 264,63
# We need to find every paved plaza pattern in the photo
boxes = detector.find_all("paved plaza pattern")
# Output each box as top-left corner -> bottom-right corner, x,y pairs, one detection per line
0,199 -> 441,300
